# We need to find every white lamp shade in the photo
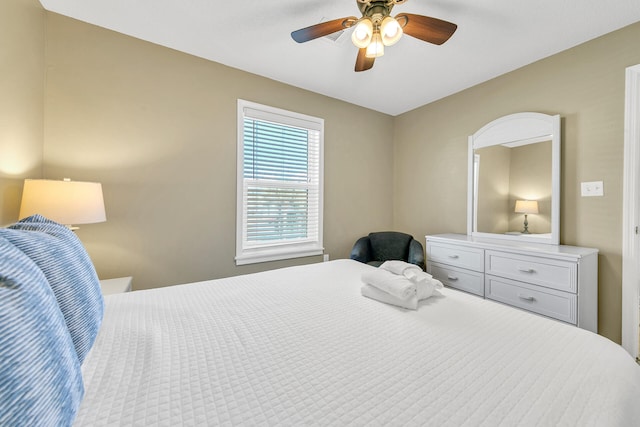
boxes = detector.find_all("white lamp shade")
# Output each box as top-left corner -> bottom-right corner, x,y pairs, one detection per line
19,179 -> 106,226
380,16 -> 403,46
365,31 -> 385,58
515,200 -> 539,214
351,19 -> 373,48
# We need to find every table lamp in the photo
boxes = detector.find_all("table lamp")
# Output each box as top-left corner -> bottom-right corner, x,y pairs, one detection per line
19,178 -> 106,230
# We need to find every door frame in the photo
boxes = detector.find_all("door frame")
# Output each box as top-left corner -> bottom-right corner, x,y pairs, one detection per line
622,64 -> 640,358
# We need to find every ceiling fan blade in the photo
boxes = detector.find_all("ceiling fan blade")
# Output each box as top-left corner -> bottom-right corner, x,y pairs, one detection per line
355,48 -> 375,72
291,16 -> 357,43
395,13 -> 457,45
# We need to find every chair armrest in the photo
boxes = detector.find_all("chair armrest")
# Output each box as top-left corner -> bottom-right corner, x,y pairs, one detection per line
350,236 -> 372,264
408,239 -> 426,271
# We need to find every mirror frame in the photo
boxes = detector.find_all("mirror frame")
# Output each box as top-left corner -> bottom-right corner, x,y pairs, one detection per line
467,112 -> 561,245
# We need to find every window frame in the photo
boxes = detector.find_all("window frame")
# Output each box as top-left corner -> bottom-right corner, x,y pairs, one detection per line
235,99 -> 324,265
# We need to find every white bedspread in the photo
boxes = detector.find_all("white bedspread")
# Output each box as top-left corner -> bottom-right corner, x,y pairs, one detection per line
76,260 -> 640,426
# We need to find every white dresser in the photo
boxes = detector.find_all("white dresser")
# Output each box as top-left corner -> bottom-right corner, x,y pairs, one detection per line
426,234 -> 598,332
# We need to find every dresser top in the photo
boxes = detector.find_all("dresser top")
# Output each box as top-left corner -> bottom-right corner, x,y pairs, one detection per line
426,233 -> 598,259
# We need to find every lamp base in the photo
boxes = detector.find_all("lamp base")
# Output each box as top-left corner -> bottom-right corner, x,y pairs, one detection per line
522,214 -> 530,234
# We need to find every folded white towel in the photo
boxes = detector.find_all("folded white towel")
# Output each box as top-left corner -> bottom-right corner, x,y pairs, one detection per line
361,269 -> 416,300
417,278 -> 443,300
400,269 -> 443,300
361,284 -> 418,310
402,268 -> 431,282
361,263 -> 444,309
379,260 -> 422,276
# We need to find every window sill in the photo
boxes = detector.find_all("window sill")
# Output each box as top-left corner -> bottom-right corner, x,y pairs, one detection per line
235,245 -> 323,265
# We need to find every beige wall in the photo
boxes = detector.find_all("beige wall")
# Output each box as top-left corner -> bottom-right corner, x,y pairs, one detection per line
42,14 -> 395,290
0,0 -> 45,225
394,21 -> 640,343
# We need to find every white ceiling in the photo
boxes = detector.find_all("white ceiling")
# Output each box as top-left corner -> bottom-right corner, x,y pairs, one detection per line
38,0 -> 640,116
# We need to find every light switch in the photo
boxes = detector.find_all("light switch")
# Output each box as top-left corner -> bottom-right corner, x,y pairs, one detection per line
581,181 -> 604,197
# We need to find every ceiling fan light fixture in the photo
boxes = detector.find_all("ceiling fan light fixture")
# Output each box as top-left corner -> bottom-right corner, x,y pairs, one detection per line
351,19 -> 373,48
291,0 -> 458,72
365,31 -> 384,58
380,16 -> 403,46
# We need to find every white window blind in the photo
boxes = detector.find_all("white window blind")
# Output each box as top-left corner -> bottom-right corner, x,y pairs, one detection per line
236,100 -> 324,265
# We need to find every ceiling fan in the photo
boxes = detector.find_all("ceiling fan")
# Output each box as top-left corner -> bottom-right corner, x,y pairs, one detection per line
291,0 -> 457,72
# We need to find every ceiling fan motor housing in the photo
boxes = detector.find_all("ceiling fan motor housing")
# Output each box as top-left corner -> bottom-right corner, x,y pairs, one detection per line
358,1 -> 395,22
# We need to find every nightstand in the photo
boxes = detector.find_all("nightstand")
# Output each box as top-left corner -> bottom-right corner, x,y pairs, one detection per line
99,277 -> 133,296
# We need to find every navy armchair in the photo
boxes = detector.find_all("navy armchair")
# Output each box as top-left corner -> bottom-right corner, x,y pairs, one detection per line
350,231 -> 425,271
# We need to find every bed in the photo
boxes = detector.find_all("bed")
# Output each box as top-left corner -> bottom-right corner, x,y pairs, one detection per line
2,216 -> 640,426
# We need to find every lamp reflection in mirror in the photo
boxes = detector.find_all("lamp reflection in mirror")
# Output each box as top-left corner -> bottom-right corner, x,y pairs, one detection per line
515,200 -> 539,234
19,178 -> 106,230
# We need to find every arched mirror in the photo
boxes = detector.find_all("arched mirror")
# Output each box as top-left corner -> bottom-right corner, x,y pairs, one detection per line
467,112 -> 560,245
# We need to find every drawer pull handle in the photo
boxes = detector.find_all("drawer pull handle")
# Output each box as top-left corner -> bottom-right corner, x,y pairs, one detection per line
518,294 -> 536,302
448,254 -> 459,259
518,267 -> 535,273
447,275 -> 459,281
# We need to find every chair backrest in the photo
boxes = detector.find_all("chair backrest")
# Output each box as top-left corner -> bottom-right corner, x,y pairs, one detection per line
368,231 -> 413,262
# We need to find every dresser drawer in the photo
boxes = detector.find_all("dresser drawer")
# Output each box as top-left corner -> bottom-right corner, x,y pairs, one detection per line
429,262 -> 484,297
485,250 -> 577,293
485,275 -> 577,324
427,242 -> 484,272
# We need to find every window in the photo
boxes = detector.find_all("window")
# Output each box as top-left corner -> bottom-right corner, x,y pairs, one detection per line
236,100 -> 324,265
